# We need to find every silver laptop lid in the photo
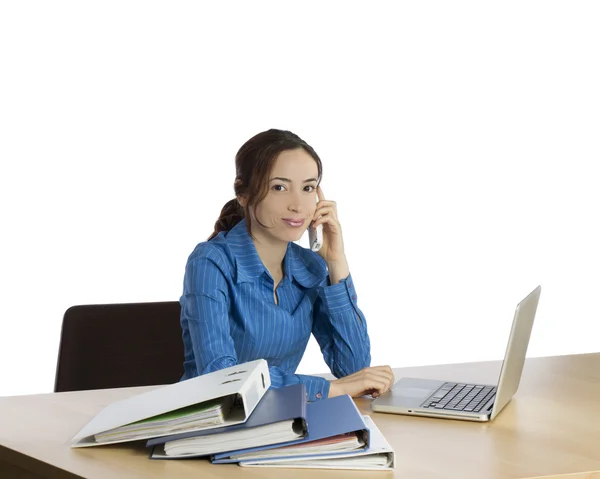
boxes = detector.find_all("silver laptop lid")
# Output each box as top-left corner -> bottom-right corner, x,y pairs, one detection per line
490,285 -> 541,420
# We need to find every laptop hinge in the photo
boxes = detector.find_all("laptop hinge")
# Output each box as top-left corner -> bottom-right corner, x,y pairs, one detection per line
483,398 -> 495,415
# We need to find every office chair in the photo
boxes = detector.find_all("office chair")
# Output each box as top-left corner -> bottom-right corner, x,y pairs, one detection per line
54,301 -> 185,392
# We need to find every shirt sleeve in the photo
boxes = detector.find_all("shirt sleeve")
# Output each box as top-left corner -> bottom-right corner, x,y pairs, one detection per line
311,273 -> 371,382
182,256 -> 332,402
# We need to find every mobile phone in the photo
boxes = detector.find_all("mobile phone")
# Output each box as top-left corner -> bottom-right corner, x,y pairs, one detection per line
308,222 -> 323,252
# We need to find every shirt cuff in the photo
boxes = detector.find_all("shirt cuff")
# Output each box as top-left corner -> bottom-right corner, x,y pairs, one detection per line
296,374 -> 331,402
321,273 -> 360,315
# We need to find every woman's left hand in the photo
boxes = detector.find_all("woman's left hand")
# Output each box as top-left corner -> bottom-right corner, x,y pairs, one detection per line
311,186 -> 347,267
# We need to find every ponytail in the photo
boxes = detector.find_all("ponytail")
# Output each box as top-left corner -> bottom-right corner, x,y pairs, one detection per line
208,199 -> 244,240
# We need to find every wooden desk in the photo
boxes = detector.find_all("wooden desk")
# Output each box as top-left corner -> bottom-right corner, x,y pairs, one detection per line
1,353 -> 600,479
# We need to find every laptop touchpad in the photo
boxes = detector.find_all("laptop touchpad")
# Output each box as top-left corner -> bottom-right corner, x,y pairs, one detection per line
395,387 -> 432,399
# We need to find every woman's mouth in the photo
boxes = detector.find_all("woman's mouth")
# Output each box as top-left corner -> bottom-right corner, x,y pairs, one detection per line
282,218 -> 306,228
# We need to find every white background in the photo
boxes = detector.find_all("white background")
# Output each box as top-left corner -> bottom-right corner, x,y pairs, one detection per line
1,1 -> 598,397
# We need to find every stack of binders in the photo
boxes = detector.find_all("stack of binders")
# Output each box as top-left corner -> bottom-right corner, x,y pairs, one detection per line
71,359 -> 395,471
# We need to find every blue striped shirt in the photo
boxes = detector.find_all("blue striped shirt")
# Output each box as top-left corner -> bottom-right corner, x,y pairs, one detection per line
180,218 -> 371,401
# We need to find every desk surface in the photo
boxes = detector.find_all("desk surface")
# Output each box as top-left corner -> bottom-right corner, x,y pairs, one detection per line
1,353 -> 600,479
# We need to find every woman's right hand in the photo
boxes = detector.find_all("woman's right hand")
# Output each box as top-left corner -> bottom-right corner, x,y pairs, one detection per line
328,366 -> 395,399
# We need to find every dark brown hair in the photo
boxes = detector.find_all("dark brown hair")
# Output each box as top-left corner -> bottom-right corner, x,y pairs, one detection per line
208,129 -> 323,240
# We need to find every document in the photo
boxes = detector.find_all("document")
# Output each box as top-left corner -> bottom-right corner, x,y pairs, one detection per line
71,359 -> 270,447
95,398 -> 226,443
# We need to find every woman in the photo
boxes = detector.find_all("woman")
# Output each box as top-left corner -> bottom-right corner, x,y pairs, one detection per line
180,129 -> 394,401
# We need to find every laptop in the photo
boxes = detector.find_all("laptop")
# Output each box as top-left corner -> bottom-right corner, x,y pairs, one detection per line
371,285 -> 541,422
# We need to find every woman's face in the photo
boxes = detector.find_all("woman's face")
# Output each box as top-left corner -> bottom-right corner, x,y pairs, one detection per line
250,148 -> 319,244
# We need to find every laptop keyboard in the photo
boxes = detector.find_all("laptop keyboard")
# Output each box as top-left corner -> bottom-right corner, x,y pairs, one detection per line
420,383 -> 497,412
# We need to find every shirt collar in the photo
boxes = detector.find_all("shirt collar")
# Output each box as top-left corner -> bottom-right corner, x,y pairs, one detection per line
227,219 -> 322,289
226,219 -> 267,284
284,244 -> 323,289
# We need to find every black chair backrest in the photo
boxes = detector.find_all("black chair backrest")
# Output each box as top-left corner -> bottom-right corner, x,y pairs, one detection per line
54,301 -> 184,392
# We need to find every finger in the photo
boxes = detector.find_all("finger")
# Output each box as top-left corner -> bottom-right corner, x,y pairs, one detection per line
312,205 -> 338,223
348,366 -> 393,381
312,215 -> 341,232
315,201 -> 337,218
366,366 -> 396,385
358,372 -> 391,389
315,199 -> 336,207
364,372 -> 395,390
317,185 -> 325,202
312,214 -> 338,228
364,388 -> 384,399
339,374 -> 392,397
360,370 -> 395,391
383,367 -> 396,389
362,366 -> 396,380
362,378 -> 389,396
347,381 -> 388,398
365,365 -> 394,373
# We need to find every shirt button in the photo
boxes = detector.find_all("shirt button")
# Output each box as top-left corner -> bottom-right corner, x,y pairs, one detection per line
316,392 -> 322,399
348,281 -> 352,288
352,295 -> 356,301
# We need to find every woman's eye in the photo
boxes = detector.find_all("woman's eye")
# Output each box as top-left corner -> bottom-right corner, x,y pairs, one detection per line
304,185 -> 316,192
272,184 -> 286,191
